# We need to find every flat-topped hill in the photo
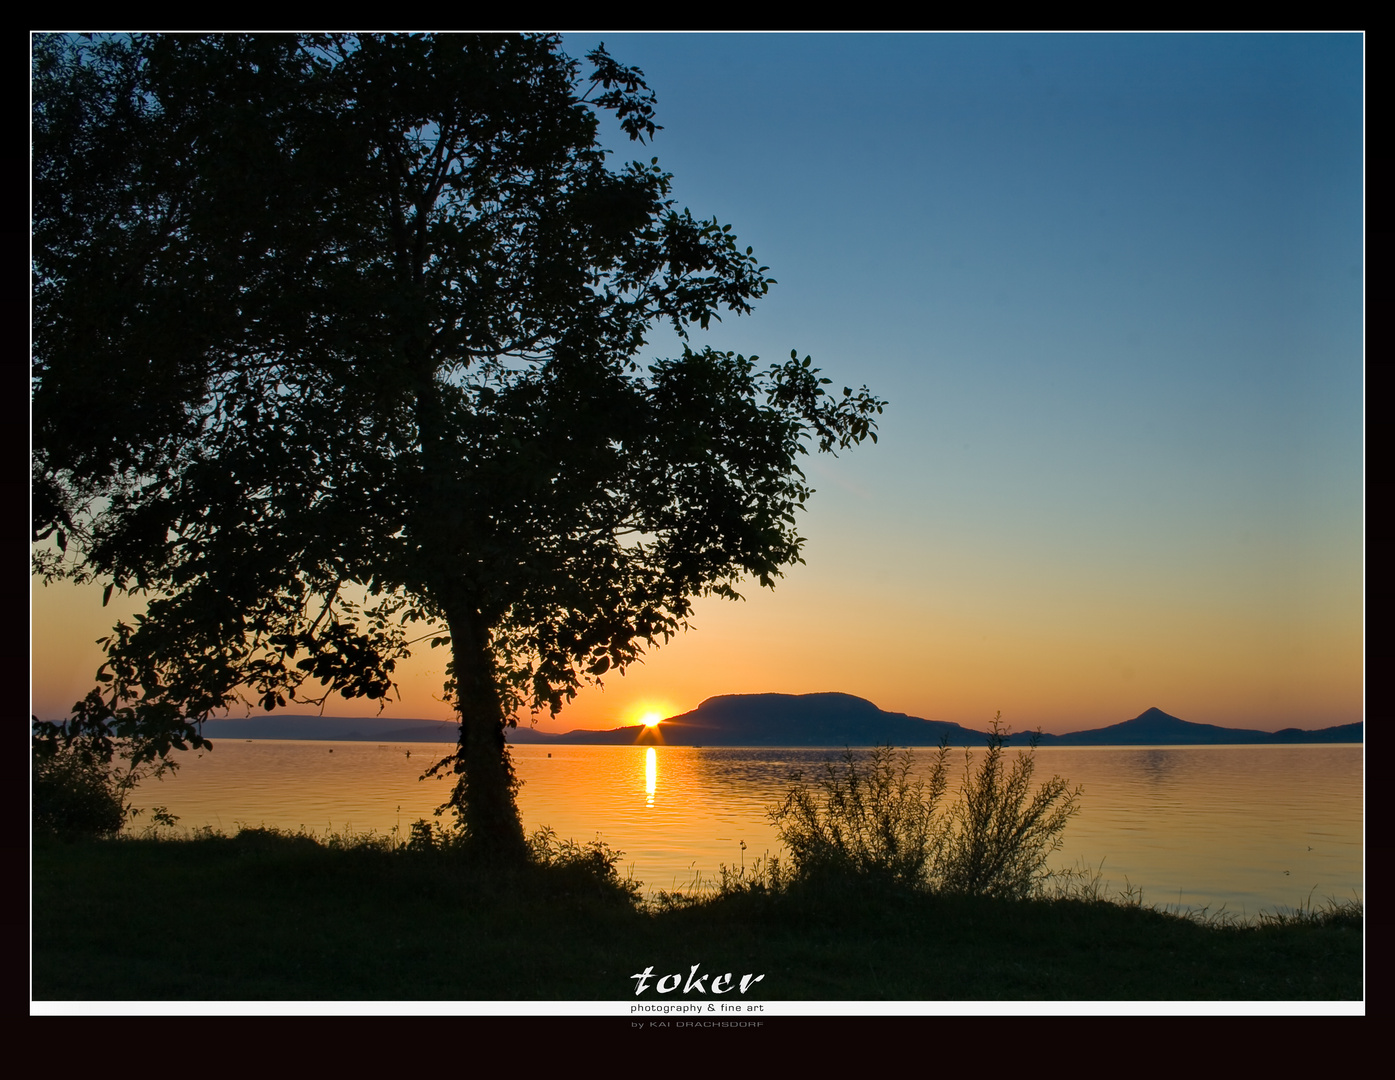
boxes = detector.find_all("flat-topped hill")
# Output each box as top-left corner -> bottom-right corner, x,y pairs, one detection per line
504,696 -> 1361,747
196,697 -> 1361,747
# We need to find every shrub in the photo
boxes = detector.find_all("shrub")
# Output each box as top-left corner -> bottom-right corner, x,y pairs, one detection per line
769,714 -> 1082,899
33,743 -> 126,838
769,744 -> 950,889
936,713 -> 1082,899
527,825 -> 643,904
32,712 -> 186,838
406,817 -> 446,852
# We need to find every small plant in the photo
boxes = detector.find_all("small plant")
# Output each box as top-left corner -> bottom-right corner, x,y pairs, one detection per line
32,742 -> 126,838
406,818 -> 447,852
770,744 -> 950,889
715,851 -> 785,897
936,713 -> 1083,900
132,805 -> 181,838
1258,890 -> 1363,931
769,713 -> 1082,900
31,713 -> 184,838
527,825 -> 643,903
1038,857 -> 1111,903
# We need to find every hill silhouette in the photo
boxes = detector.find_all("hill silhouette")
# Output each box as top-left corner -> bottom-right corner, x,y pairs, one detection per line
504,696 -> 1360,747
199,697 -> 1361,747
506,693 -> 989,747
1037,706 -> 1362,746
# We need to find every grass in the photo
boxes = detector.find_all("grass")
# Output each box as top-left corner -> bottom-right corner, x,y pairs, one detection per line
31,827 -> 1363,1002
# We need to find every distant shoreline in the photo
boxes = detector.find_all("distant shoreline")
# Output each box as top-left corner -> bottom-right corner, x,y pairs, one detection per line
183,695 -> 1361,748
194,735 -> 1363,748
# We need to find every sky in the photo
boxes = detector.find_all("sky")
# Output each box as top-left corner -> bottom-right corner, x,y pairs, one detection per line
30,32 -> 1365,736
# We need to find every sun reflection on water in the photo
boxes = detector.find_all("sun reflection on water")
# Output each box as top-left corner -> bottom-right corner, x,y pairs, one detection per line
137,741 -> 1362,913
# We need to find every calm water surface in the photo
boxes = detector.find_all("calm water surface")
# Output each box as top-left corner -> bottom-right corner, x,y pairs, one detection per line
138,741 -> 1362,917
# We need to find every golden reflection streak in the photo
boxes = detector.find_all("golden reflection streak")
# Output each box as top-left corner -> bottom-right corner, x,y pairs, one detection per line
645,746 -> 657,806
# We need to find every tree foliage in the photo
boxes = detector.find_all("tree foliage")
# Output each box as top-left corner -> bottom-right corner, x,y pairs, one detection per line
32,33 -> 885,855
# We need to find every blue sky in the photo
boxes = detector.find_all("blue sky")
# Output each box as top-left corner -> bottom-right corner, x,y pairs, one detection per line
542,31 -> 1365,732
32,32 -> 1363,733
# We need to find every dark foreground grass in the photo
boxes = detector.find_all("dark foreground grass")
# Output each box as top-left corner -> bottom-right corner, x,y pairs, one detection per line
32,830 -> 1362,1001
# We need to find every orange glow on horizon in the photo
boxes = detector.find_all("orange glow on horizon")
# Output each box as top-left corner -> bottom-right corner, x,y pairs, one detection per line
31,565 -> 1362,738
624,700 -> 677,729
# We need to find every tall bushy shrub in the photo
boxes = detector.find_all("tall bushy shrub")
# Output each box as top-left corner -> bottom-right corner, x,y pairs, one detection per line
770,745 -> 950,888
33,743 -> 126,837
32,717 -> 182,838
527,826 -> 643,904
937,713 -> 1082,899
770,714 -> 1082,898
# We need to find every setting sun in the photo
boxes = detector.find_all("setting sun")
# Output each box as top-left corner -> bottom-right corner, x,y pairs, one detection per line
26,32 -> 1364,1007
627,700 -> 677,728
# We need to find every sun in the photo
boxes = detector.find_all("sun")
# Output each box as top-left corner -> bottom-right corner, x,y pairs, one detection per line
629,700 -> 676,728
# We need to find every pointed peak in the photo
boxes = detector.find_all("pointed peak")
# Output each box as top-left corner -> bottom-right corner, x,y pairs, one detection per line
1126,707 -> 1186,725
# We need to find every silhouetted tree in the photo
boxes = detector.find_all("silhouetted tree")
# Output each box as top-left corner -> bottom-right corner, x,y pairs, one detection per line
32,33 -> 884,857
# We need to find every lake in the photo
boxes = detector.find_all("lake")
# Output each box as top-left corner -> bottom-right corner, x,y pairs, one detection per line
130,740 -> 1363,918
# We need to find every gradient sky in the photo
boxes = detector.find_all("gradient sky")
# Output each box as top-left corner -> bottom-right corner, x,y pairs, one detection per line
30,32 -> 1364,735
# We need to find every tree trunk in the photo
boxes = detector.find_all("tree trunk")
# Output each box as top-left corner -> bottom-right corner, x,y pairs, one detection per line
445,604 -> 527,861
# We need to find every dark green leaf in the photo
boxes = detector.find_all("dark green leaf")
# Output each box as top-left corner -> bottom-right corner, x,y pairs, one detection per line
31,32 -> 884,850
